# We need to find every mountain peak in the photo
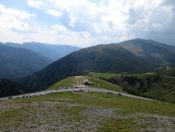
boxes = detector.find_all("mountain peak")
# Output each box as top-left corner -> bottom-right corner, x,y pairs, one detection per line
21,43 -> 159,90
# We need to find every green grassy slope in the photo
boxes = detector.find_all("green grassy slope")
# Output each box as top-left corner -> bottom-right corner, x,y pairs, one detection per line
48,76 -> 123,92
157,68 -> 175,76
90,68 -> 175,103
1,92 -> 175,131
89,72 -> 150,79
87,76 -> 123,92
48,76 -> 85,89
16,92 -> 175,117
89,72 -> 121,79
144,74 -> 175,103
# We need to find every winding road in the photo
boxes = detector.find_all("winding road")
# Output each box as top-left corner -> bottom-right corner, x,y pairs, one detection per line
0,86 -> 153,101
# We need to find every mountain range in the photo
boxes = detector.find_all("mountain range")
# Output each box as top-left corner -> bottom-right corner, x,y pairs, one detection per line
20,39 -> 175,91
118,39 -> 175,67
0,42 -> 80,80
6,42 -> 80,61
0,44 -> 51,80
0,38 -> 174,93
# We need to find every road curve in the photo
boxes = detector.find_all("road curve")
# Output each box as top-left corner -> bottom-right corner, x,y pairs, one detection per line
0,86 -> 153,101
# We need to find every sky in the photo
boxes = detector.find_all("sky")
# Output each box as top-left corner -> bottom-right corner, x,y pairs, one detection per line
0,0 -> 175,47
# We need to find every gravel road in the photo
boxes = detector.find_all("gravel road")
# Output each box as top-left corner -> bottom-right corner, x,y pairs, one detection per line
0,86 -> 153,101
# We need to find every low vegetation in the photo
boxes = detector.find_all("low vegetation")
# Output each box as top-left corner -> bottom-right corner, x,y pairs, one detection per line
48,76 -> 123,92
89,68 -> 175,103
0,92 -> 175,131
0,79 -> 26,98
1,68 -> 175,131
87,76 -> 123,92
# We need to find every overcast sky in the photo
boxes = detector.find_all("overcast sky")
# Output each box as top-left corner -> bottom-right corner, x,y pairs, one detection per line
0,0 -> 175,47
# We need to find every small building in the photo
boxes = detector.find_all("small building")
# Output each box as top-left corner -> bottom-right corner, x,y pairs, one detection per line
83,79 -> 92,85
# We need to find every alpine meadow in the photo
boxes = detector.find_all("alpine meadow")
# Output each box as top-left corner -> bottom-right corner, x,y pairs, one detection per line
0,0 -> 175,131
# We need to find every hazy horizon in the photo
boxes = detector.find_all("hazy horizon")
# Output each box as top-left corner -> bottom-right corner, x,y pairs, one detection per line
0,38 -> 174,48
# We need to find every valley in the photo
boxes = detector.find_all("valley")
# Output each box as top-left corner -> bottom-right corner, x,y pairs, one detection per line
0,42 -> 79,80
0,44 -> 51,80
1,0 -> 175,131
0,39 -> 175,131
1,74 -> 175,131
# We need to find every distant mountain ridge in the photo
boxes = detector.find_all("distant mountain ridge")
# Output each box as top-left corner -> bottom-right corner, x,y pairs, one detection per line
118,39 -> 175,67
6,42 -> 80,61
0,44 -> 51,80
21,39 -> 172,91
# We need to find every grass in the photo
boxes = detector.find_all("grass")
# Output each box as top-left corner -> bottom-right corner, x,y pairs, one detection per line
89,72 -> 149,80
0,100 -> 84,130
87,76 -> 123,92
48,76 -> 123,92
144,83 -> 175,103
158,68 -> 175,76
1,91 -> 175,131
89,72 -> 121,79
1,70 -> 175,131
58,106 -> 85,121
0,110 -> 19,124
143,74 -> 175,103
98,119 -> 139,132
90,71 -> 175,104
48,76 -> 84,89
0,106 -> 32,129
16,92 -> 175,117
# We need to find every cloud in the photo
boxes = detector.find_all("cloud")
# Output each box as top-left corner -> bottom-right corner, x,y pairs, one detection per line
49,24 -> 95,46
27,0 -> 43,9
0,4 -> 35,32
1,0 -> 175,46
45,9 -> 62,17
